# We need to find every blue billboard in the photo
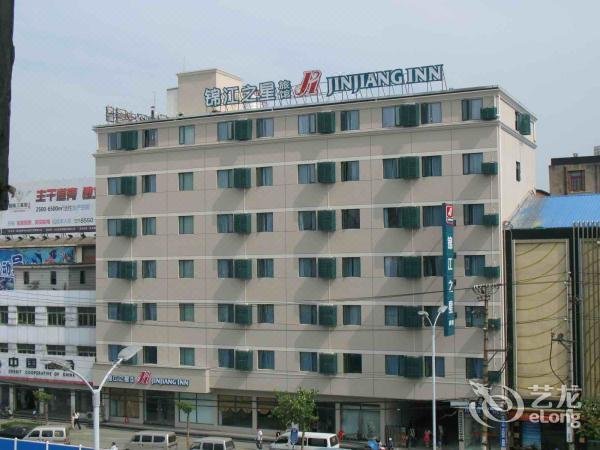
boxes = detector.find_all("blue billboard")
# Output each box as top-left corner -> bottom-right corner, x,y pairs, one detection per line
0,246 -> 76,290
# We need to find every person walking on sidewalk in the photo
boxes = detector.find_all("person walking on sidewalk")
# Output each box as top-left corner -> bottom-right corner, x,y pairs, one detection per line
423,429 -> 431,448
73,411 -> 81,430
256,428 -> 263,449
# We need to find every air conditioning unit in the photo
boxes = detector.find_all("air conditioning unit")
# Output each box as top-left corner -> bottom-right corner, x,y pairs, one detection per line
28,281 -> 40,290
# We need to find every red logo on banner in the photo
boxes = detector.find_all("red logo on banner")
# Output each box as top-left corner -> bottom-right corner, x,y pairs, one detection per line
295,70 -> 322,96
135,371 -> 151,385
445,204 -> 454,225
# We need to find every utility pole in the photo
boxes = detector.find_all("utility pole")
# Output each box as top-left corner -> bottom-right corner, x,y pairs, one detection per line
0,0 -> 15,210
473,283 -> 500,450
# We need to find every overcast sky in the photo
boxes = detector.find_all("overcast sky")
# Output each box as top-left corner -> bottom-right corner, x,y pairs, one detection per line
9,0 -> 600,188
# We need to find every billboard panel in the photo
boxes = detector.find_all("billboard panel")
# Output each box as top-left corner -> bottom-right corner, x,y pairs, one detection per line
0,178 -> 95,235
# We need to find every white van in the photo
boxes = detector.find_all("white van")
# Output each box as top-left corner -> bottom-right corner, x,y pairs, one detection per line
23,426 -> 70,444
270,432 -> 339,450
190,437 -> 235,450
126,431 -> 178,450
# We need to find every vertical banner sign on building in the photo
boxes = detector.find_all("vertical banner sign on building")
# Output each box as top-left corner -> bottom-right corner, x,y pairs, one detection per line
442,203 -> 455,336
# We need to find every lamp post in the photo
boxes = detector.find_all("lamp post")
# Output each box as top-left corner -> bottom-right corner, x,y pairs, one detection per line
43,345 -> 141,450
418,305 -> 448,450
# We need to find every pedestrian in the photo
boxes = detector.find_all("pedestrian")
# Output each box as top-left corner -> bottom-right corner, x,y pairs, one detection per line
408,426 -> 415,448
437,425 -> 443,447
74,410 -> 81,430
337,429 -> 344,442
386,436 -> 394,450
256,428 -> 263,449
423,429 -> 431,448
110,442 -> 118,450
70,412 -> 75,430
275,431 -> 281,440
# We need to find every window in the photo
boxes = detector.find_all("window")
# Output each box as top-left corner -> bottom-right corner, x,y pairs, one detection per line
142,174 -> 156,193
423,256 -> 443,277
298,211 -> 316,231
423,205 -> 443,227
516,161 -> 521,182
257,213 -> 273,232
179,125 -> 195,145
47,345 -> 66,356
108,131 -> 138,151
179,303 -> 195,322
385,355 -> 403,375
257,304 -> 274,324
142,217 -> 156,235
217,259 -> 234,278
422,156 -> 442,177
217,214 -> 234,233
179,216 -> 194,234
50,271 -> 57,285
218,304 -> 235,323
23,271 -> 29,284
298,114 -> 316,135
464,204 -> 485,225
466,358 -> 484,379
256,167 -> 273,187
383,158 -> 399,179
299,305 -> 317,325
256,118 -> 274,138
385,306 -> 401,326
143,346 -> 158,364
568,170 -> 585,192
178,172 -> 194,191
217,121 -> 234,141
340,161 -> 360,183
382,106 -> 396,128
17,344 -> 35,354
343,305 -> 361,325
217,169 -> 234,188
384,257 -> 400,277
343,353 -> 362,373
257,259 -> 274,278
79,270 -> 86,284
218,349 -> 235,368
0,306 -> 7,324
424,356 -> 445,377
298,164 -> 316,184
107,177 -> 121,195
342,257 -> 361,277
77,307 -> 96,327
462,98 -> 483,121
258,350 -> 275,369
47,307 -> 65,326
463,153 -> 484,174
341,110 -> 359,131
18,306 -> 35,325
179,260 -> 194,278
465,255 -> 485,277
77,346 -> 96,357
421,102 -> 442,124
299,258 -> 317,277
143,129 -> 157,147
465,306 -> 485,328
142,260 -> 157,278
180,348 -> 195,366
143,303 -> 157,321
299,352 -> 318,372
107,303 -> 119,320
341,209 -> 360,229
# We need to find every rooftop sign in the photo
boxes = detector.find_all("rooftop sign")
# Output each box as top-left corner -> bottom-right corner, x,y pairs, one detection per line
203,64 -> 444,110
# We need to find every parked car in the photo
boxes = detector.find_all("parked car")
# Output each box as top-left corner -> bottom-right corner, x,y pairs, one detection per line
125,431 -> 178,450
190,437 -> 235,450
270,432 -> 339,450
0,425 -> 35,439
23,426 -> 70,444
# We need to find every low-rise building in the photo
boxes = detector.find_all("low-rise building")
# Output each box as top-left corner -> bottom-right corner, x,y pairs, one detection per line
549,146 -> 600,194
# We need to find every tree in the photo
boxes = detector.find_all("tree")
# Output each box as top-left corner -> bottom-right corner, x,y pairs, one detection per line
32,390 -> 53,424
176,400 -> 194,449
580,398 -> 600,441
271,388 -> 318,450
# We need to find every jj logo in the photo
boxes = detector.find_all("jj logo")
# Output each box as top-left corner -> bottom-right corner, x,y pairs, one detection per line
295,70 -> 322,96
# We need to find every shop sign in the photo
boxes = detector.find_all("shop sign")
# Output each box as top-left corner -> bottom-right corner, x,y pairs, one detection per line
108,371 -> 190,387
203,64 -> 444,109
0,356 -> 93,384
442,203 -> 455,336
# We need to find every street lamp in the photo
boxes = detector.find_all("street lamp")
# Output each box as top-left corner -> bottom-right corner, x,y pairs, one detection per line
418,305 -> 448,450
42,345 -> 141,450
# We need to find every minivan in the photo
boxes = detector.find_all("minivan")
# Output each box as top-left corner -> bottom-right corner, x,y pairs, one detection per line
270,432 -> 339,450
23,426 -> 70,444
126,431 -> 178,450
190,437 -> 235,450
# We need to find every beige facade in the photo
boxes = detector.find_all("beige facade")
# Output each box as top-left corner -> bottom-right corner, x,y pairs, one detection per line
93,72 -> 537,433
549,154 -> 600,195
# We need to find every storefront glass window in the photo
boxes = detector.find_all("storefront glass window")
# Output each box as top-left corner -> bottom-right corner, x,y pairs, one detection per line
177,393 -> 216,425
341,403 -> 380,441
218,395 -> 252,428
108,388 -> 140,418
257,397 -> 279,430
145,391 -> 174,425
